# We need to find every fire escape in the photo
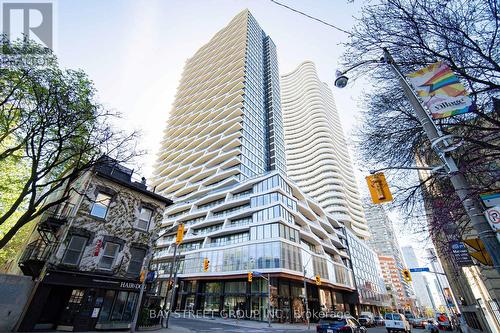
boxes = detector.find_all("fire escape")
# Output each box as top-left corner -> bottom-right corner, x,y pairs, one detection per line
18,202 -> 75,277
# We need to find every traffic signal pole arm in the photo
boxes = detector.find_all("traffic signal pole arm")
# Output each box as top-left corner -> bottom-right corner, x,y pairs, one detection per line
368,165 -> 445,175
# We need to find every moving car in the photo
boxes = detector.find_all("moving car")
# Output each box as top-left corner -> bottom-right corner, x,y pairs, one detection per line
411,318 -> 427,329
374,315 -> 385,326
358,315 -> 374,327
384,313 -> 411,333
316,317 -> 367,333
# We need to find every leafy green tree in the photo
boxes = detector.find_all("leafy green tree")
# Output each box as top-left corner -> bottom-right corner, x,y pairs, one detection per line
0,38 -> 139,249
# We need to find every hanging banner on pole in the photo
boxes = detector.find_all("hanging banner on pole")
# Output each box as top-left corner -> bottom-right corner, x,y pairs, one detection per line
407,62 -> 475,119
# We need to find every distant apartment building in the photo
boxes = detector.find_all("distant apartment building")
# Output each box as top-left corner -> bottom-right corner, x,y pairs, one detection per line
364,203 -> 415,309
150,10 -> 358,322
280,61 -> 370,240
378,255 -> 408,310
17,157 -> 171,331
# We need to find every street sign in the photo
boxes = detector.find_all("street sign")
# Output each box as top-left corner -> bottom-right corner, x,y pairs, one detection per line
252,271 -> 263,277
449,241 -> 474,266
485,206 -> 500,231
409,267 -> 430,272
480,191 -> 500,208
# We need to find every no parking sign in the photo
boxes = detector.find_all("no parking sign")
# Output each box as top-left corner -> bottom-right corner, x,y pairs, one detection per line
485,206 -> 500,243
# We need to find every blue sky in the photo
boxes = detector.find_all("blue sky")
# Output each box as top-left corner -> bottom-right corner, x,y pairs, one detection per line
54,0 -> 364,173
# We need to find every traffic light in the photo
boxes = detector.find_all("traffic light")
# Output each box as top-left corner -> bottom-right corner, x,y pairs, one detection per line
203,258 -> 210,272
139,271 -> 145,283
175,223 -> 185,244
366,172 -> 393,204
402,269 -> 412,282
315,275 -> 321,286
248,272 -> 253,282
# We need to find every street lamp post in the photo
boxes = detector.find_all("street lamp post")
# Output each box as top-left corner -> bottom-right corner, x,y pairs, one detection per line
336,48 -> 500,274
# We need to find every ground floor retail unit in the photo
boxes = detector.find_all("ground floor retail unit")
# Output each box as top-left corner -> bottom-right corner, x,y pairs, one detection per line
18,270 -> 142,332
158,274 -> 359,323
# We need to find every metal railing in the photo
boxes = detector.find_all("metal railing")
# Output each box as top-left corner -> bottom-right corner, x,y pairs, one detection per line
19,239 -> 54,263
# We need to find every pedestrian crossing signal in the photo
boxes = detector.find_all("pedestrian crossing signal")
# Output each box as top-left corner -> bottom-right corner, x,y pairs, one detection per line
203,258 -> 209,272
248,272 -> 253,282
402,269 -> 412,282
315,275 -> 321,285
366,173 -> 393,204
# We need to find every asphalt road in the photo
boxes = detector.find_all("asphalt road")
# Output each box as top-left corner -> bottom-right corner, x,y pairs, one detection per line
166,318 -> 429,333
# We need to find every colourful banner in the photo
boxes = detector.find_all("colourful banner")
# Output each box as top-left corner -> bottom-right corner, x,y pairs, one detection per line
407,62 -> 475,119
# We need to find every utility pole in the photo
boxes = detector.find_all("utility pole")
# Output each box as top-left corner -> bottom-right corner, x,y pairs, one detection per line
383,48 -> 500,274
429,258 -> 452,321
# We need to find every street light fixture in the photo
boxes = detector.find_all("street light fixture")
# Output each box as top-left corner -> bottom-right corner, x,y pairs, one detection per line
334,70 -> 349,89
335,48 -> 500,274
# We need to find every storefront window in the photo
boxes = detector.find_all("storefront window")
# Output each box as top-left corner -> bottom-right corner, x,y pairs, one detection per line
111,291 -> 128,320
98,290 -> 138,323
122,293 -> 138,321
205,282 -> 222,294
204,295 -> 220,312
98,290 -> 115,322
225,281 -> 246,294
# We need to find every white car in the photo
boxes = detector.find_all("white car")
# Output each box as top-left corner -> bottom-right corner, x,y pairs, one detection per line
384,313 -> 412,333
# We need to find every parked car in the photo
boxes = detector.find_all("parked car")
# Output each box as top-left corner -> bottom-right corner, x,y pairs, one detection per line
358,315 -> 374,327
316,317 -> 367,333
412,318 -> 427,329
436,313 -> 453,331
384,313 -> 412,333
374,316 -> 385,326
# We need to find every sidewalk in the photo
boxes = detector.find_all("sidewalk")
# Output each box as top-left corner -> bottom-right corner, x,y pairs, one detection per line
179,315 -> 316,331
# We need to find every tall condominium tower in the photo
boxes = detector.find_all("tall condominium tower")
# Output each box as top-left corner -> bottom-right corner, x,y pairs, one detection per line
151,11 -> 357,321
153,10 -> 286,200
280,61 -> 370,239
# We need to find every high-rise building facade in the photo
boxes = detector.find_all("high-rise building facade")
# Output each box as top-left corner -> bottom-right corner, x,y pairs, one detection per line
345,229 -> 391,314
151,11 -> 357,321
152,10 -> 285,200
280,61 -> 369,239
364,203 -> 415,309
401,246 -> 435,310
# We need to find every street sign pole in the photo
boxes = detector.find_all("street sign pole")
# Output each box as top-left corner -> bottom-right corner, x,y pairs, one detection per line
384,48 -> 500,274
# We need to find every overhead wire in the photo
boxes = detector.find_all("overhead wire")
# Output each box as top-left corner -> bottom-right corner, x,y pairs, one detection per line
269,0 -> 352,35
